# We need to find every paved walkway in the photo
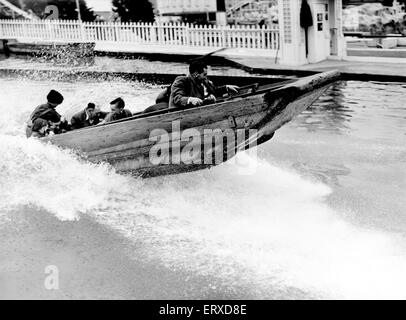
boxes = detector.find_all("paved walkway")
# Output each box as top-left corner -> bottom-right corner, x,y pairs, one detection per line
221,54 -> 406,81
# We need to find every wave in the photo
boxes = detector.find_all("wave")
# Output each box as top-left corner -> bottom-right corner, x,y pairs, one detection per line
0,134 -> 133,221
2,135 -> 405,299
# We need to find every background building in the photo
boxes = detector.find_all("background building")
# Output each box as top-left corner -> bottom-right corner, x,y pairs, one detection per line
277,0 -> 346,65
155,0 -> 278,25
155,0 -> 218,24
154,0 -> 346,65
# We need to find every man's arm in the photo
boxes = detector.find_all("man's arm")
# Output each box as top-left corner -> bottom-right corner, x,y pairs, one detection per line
47,109 -> 62,123
96,111 -> 109,121
31,105 -> 61,123
214,85 -> 239,97
70,114 -> 82,129
213,84 -> 228,97
170,77 -> 192,108
103,113 -> 114,124
206,80 -> 239,97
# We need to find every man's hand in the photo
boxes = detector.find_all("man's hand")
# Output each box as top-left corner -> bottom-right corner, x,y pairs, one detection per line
188,97 -> 203,106
204,94 -> 217,103
226,85 -> 240,94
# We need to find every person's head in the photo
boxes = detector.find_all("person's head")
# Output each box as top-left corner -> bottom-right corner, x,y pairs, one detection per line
110,98 -> 125,113
85,102 -> 96,117
47,90 -> 64,108
189,60 -> 209,83
32,118 -> 49,135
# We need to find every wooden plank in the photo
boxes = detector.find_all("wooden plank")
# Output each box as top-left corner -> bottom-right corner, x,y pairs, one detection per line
89,128 -> 254,175
85,110 -> 267,160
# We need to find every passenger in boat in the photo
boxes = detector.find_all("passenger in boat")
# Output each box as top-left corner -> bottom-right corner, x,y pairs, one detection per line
103,98 -> 133,123
155,86 -> 171,104
26,90 -> 68,138
169,60 -> 240,109
30,118 -> 51,138
70,103 -> 108,130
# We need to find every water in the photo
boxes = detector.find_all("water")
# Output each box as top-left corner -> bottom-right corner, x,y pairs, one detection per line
0,55 -> 281,78
0,76 -> 405,299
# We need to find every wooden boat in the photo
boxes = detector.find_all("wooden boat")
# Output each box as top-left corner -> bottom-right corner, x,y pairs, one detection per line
44,70 -> 340,177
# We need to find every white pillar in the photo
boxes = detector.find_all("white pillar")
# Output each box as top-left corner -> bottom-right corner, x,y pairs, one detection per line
216,12 -> 227,26
278,0 -> 307,66
334,0 -> 347,59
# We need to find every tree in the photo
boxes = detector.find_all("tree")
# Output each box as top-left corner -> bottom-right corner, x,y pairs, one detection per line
0,0 -> 24,18
112,0 -> 154,23
0,0 -> 96,21
46,0 -> 96,21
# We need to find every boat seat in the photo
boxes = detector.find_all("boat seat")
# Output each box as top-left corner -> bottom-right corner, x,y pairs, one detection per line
143,102 -> 169,114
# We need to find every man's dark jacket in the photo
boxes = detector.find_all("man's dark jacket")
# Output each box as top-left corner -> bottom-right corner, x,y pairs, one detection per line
30,103 -> 61,123
70,110 -> 108,129
104,109 -> 133,123
169,75 -> 228,109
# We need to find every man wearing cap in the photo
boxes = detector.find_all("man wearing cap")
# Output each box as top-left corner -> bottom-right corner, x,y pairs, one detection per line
169,60 -> 240,109
70,103 -> 108,130
26,90 -> 66,138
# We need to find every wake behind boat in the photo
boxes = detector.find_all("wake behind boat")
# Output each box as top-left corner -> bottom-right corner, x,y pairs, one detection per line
42,70 -> 341,177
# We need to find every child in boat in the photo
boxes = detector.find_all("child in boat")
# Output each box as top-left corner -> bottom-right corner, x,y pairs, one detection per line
70,103 -> 108,129
30,118 -> 53,138
103,98 -> 132,123
26,89 -> 68,137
